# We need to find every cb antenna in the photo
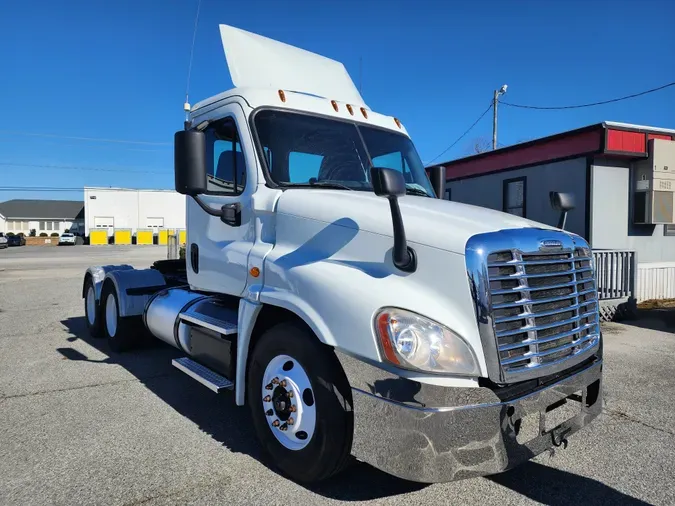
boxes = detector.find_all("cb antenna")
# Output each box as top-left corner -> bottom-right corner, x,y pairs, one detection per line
184,0 -> 202,129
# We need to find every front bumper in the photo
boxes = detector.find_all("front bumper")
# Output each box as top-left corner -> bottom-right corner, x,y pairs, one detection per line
339,353 -> 602,483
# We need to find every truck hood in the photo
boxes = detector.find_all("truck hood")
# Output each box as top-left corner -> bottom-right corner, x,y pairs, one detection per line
276,190 -> 556,254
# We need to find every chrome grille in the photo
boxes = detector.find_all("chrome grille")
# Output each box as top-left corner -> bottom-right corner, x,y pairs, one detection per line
466,229 -> 601,383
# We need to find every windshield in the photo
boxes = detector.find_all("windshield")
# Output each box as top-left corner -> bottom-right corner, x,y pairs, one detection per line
253,110 -> 435,196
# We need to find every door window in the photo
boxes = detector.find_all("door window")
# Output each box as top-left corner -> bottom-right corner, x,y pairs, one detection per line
205,118 -> 247,195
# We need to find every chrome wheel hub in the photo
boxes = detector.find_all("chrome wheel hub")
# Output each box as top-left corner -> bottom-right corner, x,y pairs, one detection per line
261,354 -> 315,450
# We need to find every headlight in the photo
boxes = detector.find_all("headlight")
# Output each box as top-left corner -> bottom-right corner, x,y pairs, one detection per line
374,308 -> 480,376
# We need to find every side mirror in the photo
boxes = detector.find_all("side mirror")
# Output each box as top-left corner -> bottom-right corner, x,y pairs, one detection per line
370,167 -> 416,273
550,192 -> 575,230
428,165 -> 446,199
371,166 -> 406,197
174,130 -> 207,196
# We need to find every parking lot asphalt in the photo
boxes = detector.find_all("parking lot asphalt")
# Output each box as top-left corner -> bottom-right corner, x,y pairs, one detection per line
1,246 -> 674,506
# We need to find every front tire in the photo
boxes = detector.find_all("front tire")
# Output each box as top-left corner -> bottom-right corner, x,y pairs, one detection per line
100,283 -> 140,353
247,322 -> 353,484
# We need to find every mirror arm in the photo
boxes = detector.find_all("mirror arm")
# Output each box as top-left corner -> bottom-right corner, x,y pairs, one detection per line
191,195 -> 222,217
387,196 -> 417,272
558,211 -> 568,230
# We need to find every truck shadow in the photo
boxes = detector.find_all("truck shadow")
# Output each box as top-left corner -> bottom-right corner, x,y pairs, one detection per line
489,461 -> 650,505
58,316 -> 425,501
59,316 -> 648,504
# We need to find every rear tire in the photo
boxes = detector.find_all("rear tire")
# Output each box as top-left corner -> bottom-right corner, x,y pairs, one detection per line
247,322 -> 353,484
101,283 -> 141,353
84,277 -> 102,338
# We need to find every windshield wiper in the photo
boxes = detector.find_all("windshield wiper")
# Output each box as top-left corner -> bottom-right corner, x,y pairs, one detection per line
405,187 -> 432,197
297,180 -> 354,190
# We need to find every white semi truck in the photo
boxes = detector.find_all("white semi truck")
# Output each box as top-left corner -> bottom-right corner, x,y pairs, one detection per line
81,25 -> 602,484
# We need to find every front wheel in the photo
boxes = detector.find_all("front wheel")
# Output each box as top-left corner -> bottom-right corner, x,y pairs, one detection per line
247,322 -> 353,484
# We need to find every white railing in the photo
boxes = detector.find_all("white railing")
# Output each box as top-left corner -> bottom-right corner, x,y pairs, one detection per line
592,250 -> 637,301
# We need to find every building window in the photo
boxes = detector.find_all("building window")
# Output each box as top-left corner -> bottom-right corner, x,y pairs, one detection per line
665,225 -> 675,237
46,221 -> 53,231
39,221 -> 46,230
503,177 -> 527,217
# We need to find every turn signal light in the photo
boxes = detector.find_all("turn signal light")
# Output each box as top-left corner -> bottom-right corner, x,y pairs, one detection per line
360,107 -> 368,119
394,117 -> 402,129
346,104 -> 354,115
331,100 -> 339,112
250,267 -> 260,278
278,90 -> 286,102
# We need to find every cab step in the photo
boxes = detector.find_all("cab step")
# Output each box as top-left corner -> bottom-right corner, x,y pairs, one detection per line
179,303 -> 238,335
171,357 -> 234,393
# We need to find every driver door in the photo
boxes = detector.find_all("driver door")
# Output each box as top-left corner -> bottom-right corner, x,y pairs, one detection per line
186,104 -> 256,296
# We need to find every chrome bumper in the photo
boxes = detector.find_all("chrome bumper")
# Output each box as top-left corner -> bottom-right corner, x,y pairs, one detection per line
338,353 -> 602,483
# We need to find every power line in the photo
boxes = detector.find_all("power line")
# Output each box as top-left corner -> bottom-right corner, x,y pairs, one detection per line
0,186 -> 170,192
0,162 -> 170,174
500,81 -> 675,110
426,103 -> 493,164
0,130 -> 171,146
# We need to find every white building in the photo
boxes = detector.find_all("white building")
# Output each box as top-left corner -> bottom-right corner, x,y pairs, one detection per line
0,199 -> 84,236
84,187 -> 186,236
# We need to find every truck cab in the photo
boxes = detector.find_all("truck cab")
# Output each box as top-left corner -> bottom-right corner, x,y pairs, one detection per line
82,24 -> 602,484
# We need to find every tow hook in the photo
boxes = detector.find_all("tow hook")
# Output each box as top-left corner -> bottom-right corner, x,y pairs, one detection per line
553,436 -> 569,449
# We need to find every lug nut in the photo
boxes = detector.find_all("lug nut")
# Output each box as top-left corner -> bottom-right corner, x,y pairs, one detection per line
287,391 -> 294,398
266,409 -> 274,416
265,383 -> 273,390
289,405 -> 296,412
272,419 -> 280,427
271,377 -> 280,385
263,395 -> 271,402
280,380 -> 287,388
287,417 -> 294,425
279,423 -> 288,431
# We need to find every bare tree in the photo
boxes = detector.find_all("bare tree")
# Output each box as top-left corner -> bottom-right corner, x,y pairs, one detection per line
467,137 -> 492,155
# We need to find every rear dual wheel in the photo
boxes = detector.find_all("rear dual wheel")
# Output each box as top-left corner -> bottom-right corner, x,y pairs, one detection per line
100,283 -> 142,353
247,322 -> 353,483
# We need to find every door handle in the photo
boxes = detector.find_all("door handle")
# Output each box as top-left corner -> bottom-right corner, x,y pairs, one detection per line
220,203 -> 241,227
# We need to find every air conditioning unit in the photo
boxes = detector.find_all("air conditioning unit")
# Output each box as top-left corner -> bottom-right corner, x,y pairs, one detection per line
633,138 -> 675,224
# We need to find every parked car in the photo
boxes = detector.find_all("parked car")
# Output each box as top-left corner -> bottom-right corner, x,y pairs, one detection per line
58,233 -> 76,246
0,233 -> 7,249
7,234 -> 26,247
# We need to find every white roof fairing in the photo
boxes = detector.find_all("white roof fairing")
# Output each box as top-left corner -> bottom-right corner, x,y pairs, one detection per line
219,24 -> 366,107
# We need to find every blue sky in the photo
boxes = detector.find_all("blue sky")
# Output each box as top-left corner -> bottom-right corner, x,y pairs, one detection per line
1,0 -> 674,201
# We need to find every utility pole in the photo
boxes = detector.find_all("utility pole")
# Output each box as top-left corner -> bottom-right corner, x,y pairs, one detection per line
492,84 -> 508,150
492,89 -> 498,150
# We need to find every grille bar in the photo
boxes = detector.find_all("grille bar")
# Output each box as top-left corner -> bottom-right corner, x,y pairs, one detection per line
489,258 -> 577,266
498,321 -> 597,351
495,299 -> 597,323
490,267 -> 593,281
500,333 -> 598,365
491,287 -> 597,309
496,309 -> 598,337
491,279 -> 578,295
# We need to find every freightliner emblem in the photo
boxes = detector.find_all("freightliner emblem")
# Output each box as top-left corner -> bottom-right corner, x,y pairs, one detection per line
539,239 -> 563,250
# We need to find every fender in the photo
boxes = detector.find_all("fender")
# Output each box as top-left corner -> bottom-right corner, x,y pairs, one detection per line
102,268 -> 167,318
83,265 -> 134,301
